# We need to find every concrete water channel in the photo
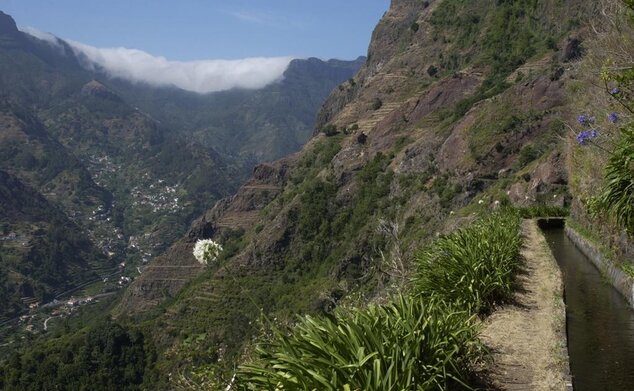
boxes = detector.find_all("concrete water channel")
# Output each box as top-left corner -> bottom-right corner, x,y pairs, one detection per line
541,222 -> 634,390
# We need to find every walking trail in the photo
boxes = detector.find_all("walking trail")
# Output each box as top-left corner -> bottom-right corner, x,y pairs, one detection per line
480,219 -> 572,390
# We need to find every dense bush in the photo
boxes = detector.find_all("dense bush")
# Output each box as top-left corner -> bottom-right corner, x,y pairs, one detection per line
593,127 -> 634,232
413,211 -> 522,314
237,296 -> 481,391
321,124 -> 338,136
1,320 -> 156,390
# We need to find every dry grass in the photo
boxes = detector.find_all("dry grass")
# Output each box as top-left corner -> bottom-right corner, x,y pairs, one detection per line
480,220 -> 570,390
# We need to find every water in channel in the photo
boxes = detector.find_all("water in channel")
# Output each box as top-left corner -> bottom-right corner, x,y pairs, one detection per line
542,227 -> 634,391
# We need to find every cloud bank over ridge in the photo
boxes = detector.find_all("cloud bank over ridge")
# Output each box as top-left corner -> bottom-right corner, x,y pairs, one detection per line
21,27 -> 293,94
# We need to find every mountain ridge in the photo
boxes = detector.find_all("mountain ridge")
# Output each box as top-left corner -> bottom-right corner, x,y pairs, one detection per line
110,0 -> 595,384
0,9 -> 363,319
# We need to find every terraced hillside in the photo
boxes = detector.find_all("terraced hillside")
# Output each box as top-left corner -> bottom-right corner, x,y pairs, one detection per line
112,0 -> 596,384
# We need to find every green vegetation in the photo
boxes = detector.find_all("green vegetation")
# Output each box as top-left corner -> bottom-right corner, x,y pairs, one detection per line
594,128 -> 634,232
0,170 -> 111,317
0,319 -> 156,391
320,124 -> 339,136
570,0 -> 634,273
237,297 -> 481,391
0,0 -> 598,387
620,262 -> 634,278
516,205 -> 569,218
590,93 -> 634,232
235,212 -> 522,389
0,24 -> 364,324
371,98 -> 383,111
431,0 -> 578,120
286,143 -> 394,270
430,174 -> 462,209
413,211 -> 522,314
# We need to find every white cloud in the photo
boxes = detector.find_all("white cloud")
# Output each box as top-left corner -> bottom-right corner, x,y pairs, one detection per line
221,9 -> 307,30
225,10 -> 276,25
20,28 -> 293,94
20,26 -> 67,51
20,26 -> 58,43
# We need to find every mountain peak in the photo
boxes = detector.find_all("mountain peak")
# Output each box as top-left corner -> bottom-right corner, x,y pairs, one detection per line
0,11 -> 19,35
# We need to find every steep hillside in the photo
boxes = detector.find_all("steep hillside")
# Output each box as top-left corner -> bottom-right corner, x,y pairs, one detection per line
0,10 -> 240,271
0,170 -> 110,319
565,0 -> 634,275
0,9 -> 362,299
0,102 -> 110,216
112,0 -> 595,384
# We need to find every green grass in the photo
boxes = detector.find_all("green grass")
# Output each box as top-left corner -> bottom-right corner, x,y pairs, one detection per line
516,206 -> 569,218
621,262 -> 634,279
566,219 -> 634,280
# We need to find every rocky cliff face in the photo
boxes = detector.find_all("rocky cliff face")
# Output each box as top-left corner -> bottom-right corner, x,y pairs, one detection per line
0,11 -> 18,35
117,0 -> 595,375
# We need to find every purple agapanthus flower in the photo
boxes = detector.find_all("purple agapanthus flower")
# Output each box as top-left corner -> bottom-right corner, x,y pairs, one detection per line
577,114 -> 595,127
608,112 -> 619,124
576,131 -> 589,145
610,87 -> 621,95
576,129 -> 598,145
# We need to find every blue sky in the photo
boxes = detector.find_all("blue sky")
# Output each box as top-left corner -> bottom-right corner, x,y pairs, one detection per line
1,0 -> 389,61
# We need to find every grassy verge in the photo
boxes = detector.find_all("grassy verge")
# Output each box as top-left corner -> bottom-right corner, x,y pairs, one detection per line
516,206 -> 569,219
413,211 -> 522,314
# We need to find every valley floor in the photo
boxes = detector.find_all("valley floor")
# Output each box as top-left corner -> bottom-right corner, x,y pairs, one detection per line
481,220 -> 572,391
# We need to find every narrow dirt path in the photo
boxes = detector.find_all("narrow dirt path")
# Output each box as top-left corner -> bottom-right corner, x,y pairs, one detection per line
480,219 -> 572,390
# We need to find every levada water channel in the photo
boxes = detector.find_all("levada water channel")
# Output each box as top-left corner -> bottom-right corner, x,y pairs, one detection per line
541,222 -> 634,390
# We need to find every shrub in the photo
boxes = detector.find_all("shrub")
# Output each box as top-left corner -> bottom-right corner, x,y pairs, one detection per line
321,124 -> 338,137
412,211 -> 522,313
592,127 -> 634,232
229,213 -> 525,390
586,0 -> 634,233
236,296 -> 482,391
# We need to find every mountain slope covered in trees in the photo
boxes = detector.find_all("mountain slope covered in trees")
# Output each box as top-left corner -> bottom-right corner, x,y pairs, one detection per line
0,9 -> 362,319
0,170 -> 109,319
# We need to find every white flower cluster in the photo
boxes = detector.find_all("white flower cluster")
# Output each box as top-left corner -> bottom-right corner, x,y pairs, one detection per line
192,239 -> 223,265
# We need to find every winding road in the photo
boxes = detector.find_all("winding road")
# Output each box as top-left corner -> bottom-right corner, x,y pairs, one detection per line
43,316 -> 55,331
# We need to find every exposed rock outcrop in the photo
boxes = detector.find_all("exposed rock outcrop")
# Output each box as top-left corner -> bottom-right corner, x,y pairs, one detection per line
0,11 -> 19,36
